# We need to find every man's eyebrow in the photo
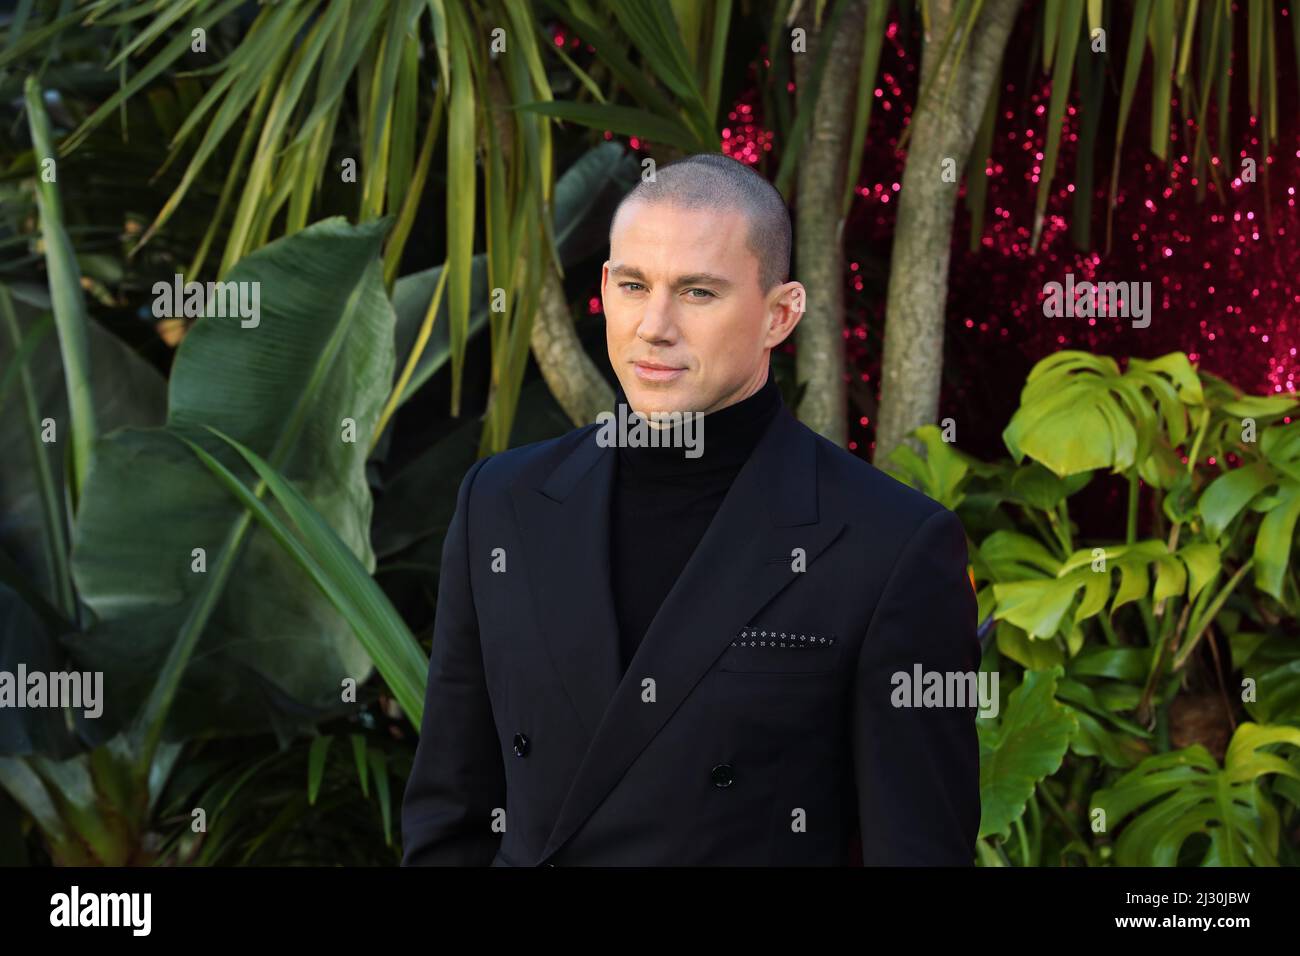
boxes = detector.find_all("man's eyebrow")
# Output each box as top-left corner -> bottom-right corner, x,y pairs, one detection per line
674,272 -> 733,289
609,264 -> 733,289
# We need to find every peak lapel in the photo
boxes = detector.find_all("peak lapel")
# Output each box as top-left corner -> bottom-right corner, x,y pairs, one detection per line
539,406 -> 846,862
509,428 -> 622,741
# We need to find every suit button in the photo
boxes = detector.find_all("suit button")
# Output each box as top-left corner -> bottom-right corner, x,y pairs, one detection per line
711,763 -> 734,788
513,733 -> 530,757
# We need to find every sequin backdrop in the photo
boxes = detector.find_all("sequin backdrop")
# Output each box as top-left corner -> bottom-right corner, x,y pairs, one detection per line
564,10 -> 1298,473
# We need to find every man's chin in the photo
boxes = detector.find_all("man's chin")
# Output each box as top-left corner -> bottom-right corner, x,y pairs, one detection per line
623,386 -> 693,418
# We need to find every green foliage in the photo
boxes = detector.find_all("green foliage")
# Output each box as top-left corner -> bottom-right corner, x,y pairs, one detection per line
4,1 -> 1298,869
21,78 -> 97,503
889,349 -> 1300,866
0,211 -> 421,862
4,0 -> 557,450
0,106 -> 630,861
978,667 -> 1077,840
1094,724 -> 1300,866
151,730 -> 405,865
182,425 -> 429,728
71,218 -> 395,750
1002,352 -> 1202,479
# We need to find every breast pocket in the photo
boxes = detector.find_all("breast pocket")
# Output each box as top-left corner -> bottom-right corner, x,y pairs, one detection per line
716,628 -> 842,675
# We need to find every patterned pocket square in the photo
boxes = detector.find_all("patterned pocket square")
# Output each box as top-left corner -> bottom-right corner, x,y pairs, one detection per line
718,627 -> 841,674
729,628 -> 838,649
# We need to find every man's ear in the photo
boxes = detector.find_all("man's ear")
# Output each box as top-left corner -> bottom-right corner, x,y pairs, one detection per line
598,260 -> 612,308
765,280 -> 805,348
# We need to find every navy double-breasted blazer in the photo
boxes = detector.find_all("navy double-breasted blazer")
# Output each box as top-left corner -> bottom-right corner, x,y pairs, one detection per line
400,401 -> 980,865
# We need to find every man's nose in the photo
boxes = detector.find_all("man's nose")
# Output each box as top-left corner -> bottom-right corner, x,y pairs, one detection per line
636,290 -> 677,344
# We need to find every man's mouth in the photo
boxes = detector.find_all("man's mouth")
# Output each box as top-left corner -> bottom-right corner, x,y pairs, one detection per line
633,361 -> 686,383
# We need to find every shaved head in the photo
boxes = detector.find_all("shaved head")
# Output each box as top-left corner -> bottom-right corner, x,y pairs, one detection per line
609,153 -> 791,294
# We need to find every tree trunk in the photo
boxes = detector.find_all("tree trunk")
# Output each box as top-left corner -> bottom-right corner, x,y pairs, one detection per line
792,0 -> 866,446
531,263 -> 613,426
483,69 -> 612,429
872,0 -> 1022,465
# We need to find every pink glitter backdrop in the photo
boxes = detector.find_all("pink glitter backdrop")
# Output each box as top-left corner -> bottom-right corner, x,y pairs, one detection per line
718,14 -> 1300,459
559,9 -> 1298,461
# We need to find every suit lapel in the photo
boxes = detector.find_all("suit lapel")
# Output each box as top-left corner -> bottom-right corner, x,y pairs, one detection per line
531,404 -> 846,862
509,429 -> 623,741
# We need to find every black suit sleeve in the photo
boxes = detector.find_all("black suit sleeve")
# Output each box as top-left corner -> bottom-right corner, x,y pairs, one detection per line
851,507 -> 981,865
400,455 -> 506,865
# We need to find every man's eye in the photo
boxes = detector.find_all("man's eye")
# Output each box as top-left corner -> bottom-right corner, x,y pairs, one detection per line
619,282 -> 645,292
684,288 -> 716,299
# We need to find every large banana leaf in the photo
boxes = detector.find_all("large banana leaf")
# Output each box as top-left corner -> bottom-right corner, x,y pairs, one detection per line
0,288 -> 166,758
0,583 -> 73,758
0,287 -> 166,606
183,427 -> 429,726
69,218 -> 395,744
551,141 -> 643,265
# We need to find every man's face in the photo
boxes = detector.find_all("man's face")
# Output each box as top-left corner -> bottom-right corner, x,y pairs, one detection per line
602,200 -> 802,417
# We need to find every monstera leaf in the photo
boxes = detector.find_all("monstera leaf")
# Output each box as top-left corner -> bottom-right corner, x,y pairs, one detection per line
69,218 -> 394,743
1092,723 -> 1300,865
1198,370 -> 1298,466
979,532 -> 1075,640
1058,647 -> 1154,770
986,535 -> 1217,641
1002,351 -> 1202,477
1199,461 -> 1274,539
1252,424 -> 1300,603
1238,635 -> 1300,726
1197,423 -> 1300,602
978,666 -> 1077,839
883,423 -> 995,510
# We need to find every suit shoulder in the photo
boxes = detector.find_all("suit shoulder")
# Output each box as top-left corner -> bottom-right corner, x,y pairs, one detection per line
468,421 -> 600,495
805,424 -> 952,531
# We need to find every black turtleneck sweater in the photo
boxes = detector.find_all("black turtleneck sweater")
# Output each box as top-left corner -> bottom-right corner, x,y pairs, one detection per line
611,368 -> 783,673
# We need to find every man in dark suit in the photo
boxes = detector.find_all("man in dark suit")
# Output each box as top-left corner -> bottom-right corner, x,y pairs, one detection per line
401,153 -> 981,866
